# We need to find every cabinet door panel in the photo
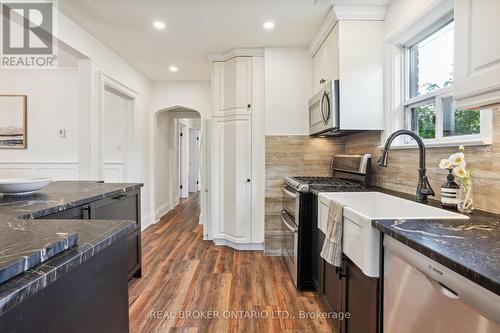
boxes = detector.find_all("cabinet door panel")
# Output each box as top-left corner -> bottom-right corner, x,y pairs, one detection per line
222,57 -> 252,111
324,261 -> 345,333
455,0 -> 500,107
345,259 -> 378,333
212,115 -> 252,242
127,228 -> 141,279
313,50 -> 323,94
312,226 -> 325,293
324,24 -> 339,83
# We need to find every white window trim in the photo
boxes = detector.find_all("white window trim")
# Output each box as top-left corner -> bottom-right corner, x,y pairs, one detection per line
382,0 -> 492,149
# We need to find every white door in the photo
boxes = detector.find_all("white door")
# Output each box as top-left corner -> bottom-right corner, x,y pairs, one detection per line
212,114 -> 252,243
179,124 -> 189,198
189,129 -> 200,192
200,119 -> 211,236
101,88 -> 133,182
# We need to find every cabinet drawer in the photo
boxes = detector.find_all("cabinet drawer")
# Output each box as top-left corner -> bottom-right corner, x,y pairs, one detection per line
90,190 -> 140,226
39,205 -> 89,220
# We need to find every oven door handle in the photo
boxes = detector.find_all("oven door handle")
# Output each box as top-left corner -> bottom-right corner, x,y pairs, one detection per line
281,210 -> 298,233
282,185 -> 299,198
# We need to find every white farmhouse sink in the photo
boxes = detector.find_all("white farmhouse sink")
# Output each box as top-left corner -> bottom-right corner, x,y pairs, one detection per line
318,192 -> 469,278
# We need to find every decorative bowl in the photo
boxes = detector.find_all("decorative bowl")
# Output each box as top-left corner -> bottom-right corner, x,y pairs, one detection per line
0,178 -> 53,196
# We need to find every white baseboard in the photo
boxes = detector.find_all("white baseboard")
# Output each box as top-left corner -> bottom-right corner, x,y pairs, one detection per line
141,210 -> 155,231
213,239 -> 264,251
154,201 -> 173,222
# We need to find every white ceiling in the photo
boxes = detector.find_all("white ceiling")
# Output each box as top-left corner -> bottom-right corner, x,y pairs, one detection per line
58,0 -> 390,81
58,0 -> 326,81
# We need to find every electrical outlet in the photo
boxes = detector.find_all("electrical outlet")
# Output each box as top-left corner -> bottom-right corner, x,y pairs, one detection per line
58,129 -> 66,138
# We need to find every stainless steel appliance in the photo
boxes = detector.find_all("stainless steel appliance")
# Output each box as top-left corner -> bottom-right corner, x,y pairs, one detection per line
384,237 -> 500,333
281,154 -> 372,289
309,80 -> 339,136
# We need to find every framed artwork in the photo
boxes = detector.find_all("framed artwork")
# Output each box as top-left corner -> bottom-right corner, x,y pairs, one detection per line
0,95 -> 27,149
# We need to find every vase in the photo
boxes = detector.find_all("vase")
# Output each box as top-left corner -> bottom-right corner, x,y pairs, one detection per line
441,169 -> 459,210
458,181 -> 474,213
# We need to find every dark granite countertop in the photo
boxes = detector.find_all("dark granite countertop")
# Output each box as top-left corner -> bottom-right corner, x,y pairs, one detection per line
0,181 -> 143,316
369,187 -> 500,296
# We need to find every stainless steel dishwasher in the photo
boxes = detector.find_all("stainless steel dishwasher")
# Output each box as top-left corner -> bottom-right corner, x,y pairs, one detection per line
384,237 -> 500,333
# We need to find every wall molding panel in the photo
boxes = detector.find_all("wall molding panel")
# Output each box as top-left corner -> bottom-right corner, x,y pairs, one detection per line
0,162 -> 79,180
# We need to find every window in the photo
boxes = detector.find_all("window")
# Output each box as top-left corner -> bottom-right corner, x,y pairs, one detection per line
400,19 -> 489,146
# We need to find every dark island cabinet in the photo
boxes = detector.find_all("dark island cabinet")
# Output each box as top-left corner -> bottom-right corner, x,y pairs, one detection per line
39,189 -> 142,279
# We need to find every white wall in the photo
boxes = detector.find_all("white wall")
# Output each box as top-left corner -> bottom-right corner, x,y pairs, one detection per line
150,81 -> 211,118
154,112 -> 202,221
264,48 -> 313,135
155,111 -> 177,218
150,81 -> 209,223
56,9 -> 153,227
0,69 -> 80,179
0,8 -> 155,228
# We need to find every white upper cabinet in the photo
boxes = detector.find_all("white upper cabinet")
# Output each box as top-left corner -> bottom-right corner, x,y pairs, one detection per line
311,19 -> 384,130
454,0 -> 500,108
220,57 -> 252,113
312,24 -> 339,94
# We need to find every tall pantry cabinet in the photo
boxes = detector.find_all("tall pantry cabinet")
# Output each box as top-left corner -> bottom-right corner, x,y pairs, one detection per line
209,50 -> 265,250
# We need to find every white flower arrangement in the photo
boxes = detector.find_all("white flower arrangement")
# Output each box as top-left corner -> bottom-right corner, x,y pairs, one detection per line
439,145 -> 472,188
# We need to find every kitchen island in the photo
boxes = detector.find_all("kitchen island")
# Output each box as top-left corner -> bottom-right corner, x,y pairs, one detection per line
0,181 -> 143,333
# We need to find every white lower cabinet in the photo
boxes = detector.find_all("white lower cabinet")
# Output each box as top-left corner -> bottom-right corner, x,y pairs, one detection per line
212,114 -> 252,243
455,0 -> 500,108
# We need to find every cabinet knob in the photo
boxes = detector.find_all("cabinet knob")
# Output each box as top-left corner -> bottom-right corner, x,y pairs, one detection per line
247,179 -> 251,183
247,104 -> 251,108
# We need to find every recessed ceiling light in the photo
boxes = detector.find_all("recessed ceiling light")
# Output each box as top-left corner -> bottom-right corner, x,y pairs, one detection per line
169,66 -> 178,73
263,21 -> 275,30
153,21 -> 166,30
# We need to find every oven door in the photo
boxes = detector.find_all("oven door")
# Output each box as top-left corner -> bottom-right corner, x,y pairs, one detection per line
281,184 -> 300,286
281,209 -> 298,286
282,185 -> 300,223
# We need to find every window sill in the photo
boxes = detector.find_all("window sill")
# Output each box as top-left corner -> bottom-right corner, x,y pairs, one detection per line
378,137 -> 492,150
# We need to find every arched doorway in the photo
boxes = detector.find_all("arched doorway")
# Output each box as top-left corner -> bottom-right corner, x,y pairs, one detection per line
153,106 -> 209,234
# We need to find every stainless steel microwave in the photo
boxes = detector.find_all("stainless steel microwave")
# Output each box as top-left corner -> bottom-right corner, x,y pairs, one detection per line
309,80 -> 339,136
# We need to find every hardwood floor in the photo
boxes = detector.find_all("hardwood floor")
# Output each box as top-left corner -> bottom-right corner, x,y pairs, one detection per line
129,193 -> 335,333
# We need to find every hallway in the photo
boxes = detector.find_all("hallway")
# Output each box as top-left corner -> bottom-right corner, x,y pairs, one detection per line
128,193 -> 335,333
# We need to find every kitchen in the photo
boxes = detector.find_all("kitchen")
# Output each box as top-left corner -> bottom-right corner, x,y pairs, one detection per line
0,0 -> 499,332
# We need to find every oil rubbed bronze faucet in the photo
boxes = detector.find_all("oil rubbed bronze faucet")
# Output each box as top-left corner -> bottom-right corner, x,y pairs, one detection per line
378,130 -> 435,203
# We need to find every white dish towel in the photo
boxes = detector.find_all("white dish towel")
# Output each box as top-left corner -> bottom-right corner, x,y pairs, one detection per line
320,199 -> 345,267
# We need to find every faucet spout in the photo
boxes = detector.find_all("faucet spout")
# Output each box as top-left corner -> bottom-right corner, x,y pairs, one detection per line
378,130 -> 435,203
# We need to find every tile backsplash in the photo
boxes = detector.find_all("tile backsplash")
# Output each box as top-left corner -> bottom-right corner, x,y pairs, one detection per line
346,107 -> 500,214
264,107 -> 500,255
264,135 -> 345,255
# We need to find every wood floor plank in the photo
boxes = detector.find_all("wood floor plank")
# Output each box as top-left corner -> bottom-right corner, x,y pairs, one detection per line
129,193 -> 336,333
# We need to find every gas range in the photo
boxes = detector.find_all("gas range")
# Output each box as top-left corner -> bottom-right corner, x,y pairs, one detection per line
281,154 -> 372,290
284,176 -> 364,192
